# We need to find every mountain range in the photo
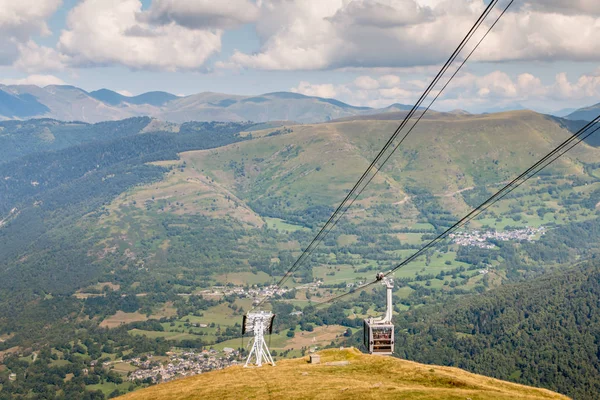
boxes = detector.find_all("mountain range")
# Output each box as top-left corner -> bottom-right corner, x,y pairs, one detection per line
1,84 -> 598,124
0,84 -> 416,124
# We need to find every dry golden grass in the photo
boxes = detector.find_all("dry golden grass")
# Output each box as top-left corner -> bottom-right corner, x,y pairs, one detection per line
119,348 -> 568,400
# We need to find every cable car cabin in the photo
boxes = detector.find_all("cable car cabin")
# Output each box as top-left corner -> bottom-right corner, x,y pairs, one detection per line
364,274 -> 395,355
364,319 -> 394,355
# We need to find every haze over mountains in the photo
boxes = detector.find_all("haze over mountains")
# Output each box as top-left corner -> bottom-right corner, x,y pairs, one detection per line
0,84 -> 419,124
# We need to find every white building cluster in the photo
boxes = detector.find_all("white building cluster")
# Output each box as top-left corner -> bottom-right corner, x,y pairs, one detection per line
128,349 -> 239,383
200,281 -> 322,303
200,284 -> 292,300
450,226 -> 546,248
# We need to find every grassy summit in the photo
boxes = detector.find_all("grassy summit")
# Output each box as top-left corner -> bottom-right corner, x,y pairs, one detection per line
119,348 -> 567,400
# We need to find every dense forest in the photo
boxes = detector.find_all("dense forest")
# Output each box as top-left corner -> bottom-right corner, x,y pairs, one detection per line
389,259 -> 600,400
0,118 -> 153,163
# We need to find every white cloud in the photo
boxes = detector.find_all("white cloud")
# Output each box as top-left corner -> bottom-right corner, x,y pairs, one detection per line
7,0 -> 600,77
228,0 -> 345,70
142,0 -> 259,29
291,69 -> 600,112
379,86 -> 414,100
523,0 -> 600,15
291,81 -> 340,98
329,0 -> 434,28
13,41 -> 67,72
0,0 -> 61,66
54,0 -> 222,71
354,76 -> 380,90
0,74 -> 66,87
13,0 -> 237,72
227,0 -> 600,71
0,0 -> 61,39
470,10 -> 600,64
227,0 -> 479,70
379,75 -> 401,87
447,70 -> 600,108
553,71 -> 600,100
291,74 -> 418,107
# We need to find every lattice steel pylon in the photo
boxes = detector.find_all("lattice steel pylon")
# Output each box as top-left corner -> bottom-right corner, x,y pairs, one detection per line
243,311 -> 276,367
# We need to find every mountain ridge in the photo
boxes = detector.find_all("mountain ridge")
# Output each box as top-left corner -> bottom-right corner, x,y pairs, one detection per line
89,89 -> 179,106
566,101 -> 600,121
117,348 -> 567,400
0,84 -> 412,124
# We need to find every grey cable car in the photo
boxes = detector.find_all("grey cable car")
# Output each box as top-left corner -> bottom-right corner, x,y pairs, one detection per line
364,273 -> 394,355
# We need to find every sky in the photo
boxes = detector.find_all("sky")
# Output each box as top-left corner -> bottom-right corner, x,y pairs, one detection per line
1,0 -> 600,114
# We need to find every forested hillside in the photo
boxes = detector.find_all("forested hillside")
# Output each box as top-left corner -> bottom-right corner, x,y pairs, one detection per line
0,118 -> 153,163
393,259 -> 600,400
0,120 -> 255,342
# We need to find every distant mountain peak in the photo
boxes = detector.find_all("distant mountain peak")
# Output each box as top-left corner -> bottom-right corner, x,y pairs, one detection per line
566,101 -> 600,121
89,88 -> 179,107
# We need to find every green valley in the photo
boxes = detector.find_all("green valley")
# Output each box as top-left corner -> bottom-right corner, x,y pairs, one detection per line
0,110 -> 599,399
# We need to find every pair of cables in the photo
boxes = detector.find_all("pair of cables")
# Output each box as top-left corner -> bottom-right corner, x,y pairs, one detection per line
318,115 -> 600,306
254,0 -> 514,309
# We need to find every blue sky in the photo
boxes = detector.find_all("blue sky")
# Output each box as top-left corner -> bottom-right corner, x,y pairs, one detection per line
1,0 -> 600,113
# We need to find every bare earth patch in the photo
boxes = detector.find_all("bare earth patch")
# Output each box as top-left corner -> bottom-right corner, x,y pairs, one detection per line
99,311 -> 149,328
283,325 -> 348,350
99,302 -> 177,328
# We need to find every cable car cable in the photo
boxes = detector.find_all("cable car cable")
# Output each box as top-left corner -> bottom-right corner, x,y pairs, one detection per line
315,115 -> 600,307
319,116 -> 600,305
254,0 -> 508,309
266,0 -> 499,292
319,115 -> 600,305
283,0 -> 515,292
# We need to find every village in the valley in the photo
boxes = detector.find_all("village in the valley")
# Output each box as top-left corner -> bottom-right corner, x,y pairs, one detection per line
127,349 -> 240,383
123,283 -> 326,384
450,226 -> 546,248
201,284 -> 292,302
201,281 -> 323,303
